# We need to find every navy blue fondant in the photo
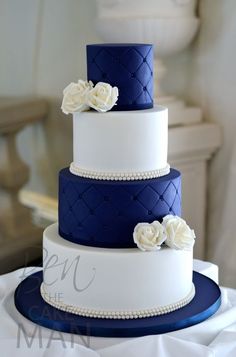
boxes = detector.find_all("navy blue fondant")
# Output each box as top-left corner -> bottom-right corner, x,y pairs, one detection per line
14,271 -> 221,338
58,168 -> 181,248
87,44 -> 153,111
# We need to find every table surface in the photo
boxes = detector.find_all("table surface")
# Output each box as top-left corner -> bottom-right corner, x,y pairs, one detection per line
1,261 -> 236,357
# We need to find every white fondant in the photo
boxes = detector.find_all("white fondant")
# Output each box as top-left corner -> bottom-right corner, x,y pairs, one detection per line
73,106 -> 168,174
69,162 -> 170,180
41,283 -> 195,319
42,224 -> 194,315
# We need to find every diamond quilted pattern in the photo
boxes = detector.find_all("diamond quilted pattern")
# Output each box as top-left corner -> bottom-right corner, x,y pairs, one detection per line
119,48 -> 144,72
137,185 -> 160,210
71,200 -> 90,222
82,186 -> 104,209
59,168 -> 181,248
82,215 -> 104,238
60,181 -> 79,206
87,44 -> 153,110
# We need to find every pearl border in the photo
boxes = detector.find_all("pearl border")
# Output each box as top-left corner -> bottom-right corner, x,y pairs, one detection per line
40,283 -> 195,320
69,162 -> 171,181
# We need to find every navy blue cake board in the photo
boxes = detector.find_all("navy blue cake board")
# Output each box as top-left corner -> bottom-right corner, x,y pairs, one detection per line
14,271 -> 221,338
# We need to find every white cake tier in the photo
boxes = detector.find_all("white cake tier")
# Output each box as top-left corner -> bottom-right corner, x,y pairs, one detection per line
72,106 -> 169,179
41,224 -> 195,319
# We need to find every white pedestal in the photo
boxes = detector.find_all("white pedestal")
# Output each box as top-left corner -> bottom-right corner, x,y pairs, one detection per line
169,123 -> 221,259
157,97 -> 203,126
154,61 -> 203,126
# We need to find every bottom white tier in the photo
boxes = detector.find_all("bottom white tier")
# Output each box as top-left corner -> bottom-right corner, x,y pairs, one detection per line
42,223 -> 195,319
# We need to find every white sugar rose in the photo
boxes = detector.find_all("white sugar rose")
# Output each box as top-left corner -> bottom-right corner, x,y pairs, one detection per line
163,215 -> 196,251
133,221 -> 167,251
87,82 -> 119,112
61,80 -> 93,114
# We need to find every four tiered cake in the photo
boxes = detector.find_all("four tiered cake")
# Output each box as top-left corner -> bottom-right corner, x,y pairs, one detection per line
40,43 -> 197,319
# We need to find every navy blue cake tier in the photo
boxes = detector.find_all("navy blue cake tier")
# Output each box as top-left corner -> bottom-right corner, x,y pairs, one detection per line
58,168 -> 181,248
87,43 -> 153,111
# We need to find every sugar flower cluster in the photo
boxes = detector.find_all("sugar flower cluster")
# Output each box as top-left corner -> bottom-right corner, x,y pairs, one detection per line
133,215 -> 196,252
61,80 -> 119,114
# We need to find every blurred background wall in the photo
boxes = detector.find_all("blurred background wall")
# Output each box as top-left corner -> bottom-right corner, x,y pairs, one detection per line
0,0 -> 101,196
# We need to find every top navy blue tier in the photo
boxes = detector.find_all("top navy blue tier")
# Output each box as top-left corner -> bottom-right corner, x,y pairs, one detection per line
59,168 -> 181,248
86,44 -> 153,111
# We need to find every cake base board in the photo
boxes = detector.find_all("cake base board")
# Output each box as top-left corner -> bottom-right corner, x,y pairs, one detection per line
14,271 -> 221,338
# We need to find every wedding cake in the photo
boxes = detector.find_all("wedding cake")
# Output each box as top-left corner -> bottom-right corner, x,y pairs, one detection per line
14,44 -> 221,338
41,43 -> 196,319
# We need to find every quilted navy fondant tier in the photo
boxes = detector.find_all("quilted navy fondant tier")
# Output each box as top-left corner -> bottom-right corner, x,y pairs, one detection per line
58,168 -> 181,248
87,44 -> 153,111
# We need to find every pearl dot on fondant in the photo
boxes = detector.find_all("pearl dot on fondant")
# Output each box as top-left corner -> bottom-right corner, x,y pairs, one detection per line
69,163 -> 170,181
40,283 -> 195,320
